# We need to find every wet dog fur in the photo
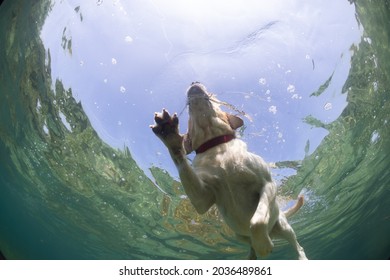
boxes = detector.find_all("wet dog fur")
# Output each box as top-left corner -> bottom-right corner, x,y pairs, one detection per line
151,82 -> 307,259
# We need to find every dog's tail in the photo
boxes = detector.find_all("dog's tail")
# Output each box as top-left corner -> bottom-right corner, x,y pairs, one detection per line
283,195 -> 304,218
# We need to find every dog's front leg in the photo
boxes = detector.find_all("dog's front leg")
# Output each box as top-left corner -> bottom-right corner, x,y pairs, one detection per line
151,109 -> 215,214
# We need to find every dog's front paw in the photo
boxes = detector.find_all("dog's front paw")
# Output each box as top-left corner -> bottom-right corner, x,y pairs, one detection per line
150,109 -> 183,151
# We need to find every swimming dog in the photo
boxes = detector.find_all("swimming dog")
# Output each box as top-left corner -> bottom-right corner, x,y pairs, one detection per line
151,82 -> 307,259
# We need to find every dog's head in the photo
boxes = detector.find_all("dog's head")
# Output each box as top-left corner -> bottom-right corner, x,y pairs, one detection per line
184,82 -> 244,154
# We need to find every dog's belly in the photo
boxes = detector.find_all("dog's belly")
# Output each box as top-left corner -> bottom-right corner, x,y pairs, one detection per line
193,140 -> 274,236
215,184 -> 260,236
218,207 -> 252,236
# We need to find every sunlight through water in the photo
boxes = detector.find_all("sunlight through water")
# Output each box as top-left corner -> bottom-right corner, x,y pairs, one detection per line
0,0 -> 389,259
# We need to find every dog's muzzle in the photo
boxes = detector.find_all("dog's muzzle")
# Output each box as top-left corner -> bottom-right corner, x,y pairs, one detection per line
187,82 -> 208,97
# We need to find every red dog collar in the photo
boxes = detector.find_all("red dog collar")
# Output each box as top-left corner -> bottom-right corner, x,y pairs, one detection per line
195,134 -> 235,154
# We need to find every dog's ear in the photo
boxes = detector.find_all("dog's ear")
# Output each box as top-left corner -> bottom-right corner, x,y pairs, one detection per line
183,133 -> 193,154
226,113 -> 244,130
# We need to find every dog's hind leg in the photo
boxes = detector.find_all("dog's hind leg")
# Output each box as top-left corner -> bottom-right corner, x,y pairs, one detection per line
249,182 -> 278,258
272,215 -> 307,260
236,234 -> 257,260
248,247 -> 257,260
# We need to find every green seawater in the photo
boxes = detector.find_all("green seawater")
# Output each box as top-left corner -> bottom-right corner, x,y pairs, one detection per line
0,0 -> 389,259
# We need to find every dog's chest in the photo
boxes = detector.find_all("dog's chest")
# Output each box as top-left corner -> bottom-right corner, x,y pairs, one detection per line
194,146 -> 266,224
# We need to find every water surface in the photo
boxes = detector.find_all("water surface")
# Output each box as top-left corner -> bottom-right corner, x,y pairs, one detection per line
0,0 -> 389,259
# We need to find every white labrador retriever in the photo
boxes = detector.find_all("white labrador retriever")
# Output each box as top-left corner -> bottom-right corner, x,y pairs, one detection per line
151,82 -> 307,259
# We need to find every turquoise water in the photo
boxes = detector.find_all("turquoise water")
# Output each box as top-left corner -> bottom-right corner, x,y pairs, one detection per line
0,0 -> 389,259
